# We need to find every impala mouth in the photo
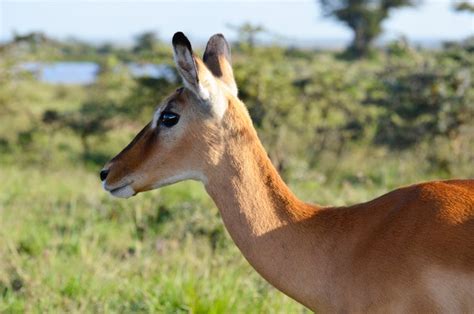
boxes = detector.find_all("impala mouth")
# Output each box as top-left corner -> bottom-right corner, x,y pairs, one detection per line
103,182 -> 136,199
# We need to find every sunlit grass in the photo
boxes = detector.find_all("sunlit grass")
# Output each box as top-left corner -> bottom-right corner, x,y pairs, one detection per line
0,166 -> 310,313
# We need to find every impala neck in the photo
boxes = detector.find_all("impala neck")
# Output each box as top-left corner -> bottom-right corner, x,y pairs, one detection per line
203,102 -> 333,309
205,130 -> 316,238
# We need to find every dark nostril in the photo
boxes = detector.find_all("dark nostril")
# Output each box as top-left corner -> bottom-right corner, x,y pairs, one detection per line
100,169 -> 109,181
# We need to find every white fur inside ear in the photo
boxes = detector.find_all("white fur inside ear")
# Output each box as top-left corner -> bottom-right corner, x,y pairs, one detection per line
190,81 -> 211,101
210,91 -> 227,120
174,46 -> 199,88
228,86 -> 238,98
224,82 -> 238,98
198,75 -> 227,119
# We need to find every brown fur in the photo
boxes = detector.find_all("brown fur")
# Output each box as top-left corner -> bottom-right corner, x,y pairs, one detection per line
102,33 -> 474,313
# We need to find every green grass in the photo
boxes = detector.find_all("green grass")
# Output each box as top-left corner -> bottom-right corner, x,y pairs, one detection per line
0,165 -> 310,313
2,146 -> 469,313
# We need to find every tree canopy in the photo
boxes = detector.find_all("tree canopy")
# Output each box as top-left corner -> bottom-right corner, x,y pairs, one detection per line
320,0 -> 418,57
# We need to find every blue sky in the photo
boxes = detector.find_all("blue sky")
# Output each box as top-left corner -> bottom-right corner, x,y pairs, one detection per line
1,0 -> 473,46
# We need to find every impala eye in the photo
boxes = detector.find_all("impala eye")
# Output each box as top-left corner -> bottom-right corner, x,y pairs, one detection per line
159,111 -> 180,127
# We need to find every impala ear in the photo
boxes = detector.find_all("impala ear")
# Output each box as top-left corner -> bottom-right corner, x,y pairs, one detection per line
203,34 -> 238,97
172,32 -> 199,93
172,32 -> 227,117
172,32 -> 213,100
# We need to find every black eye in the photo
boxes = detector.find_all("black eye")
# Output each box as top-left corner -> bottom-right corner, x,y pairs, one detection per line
160,111 -> 180,128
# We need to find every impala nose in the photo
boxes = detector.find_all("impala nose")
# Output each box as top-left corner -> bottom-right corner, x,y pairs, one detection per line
100,169 -> 109,181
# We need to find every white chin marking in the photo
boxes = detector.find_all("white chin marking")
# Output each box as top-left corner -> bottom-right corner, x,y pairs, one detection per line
110,185 -> 135,199
152,170 -> 208,189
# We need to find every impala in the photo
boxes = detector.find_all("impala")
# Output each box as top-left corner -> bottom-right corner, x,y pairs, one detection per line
101,32 -> 474,312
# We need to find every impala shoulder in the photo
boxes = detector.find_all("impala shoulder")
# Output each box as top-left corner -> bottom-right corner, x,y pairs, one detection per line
410,179 -> 474,203
403,179 -> 474,224
347,179 -> 474,227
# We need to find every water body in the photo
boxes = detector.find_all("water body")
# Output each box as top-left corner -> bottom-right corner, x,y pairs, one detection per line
21,62 -> 175,85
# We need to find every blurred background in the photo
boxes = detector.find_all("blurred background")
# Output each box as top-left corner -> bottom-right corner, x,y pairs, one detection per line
0,0 -> 473,312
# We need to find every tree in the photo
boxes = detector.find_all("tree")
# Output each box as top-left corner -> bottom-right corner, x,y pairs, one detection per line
133,31 -> 160,53
371,47 -> 474,156
320,0 -> 417,57
228,23 -> 266,49
454,1 -> 474,13
131,31 -> 171,63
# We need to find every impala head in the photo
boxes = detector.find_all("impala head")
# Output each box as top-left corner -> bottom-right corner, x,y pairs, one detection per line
101,32 -> 241,198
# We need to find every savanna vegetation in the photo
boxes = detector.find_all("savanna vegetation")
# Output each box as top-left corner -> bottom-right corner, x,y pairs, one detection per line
0,16 -> 473,313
